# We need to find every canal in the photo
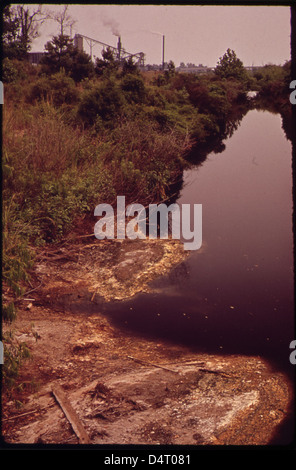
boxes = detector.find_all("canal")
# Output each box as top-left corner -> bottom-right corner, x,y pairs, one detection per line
104,108 -> 295,374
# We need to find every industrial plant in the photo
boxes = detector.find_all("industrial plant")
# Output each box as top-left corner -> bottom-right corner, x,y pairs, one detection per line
29,32 -> 261,74
73,33 -> 146,68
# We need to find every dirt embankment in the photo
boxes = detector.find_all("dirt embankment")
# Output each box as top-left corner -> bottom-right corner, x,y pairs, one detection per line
2,237 -> 294,446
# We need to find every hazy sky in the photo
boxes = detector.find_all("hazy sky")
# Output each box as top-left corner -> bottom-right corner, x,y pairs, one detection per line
29,4 -> 291,67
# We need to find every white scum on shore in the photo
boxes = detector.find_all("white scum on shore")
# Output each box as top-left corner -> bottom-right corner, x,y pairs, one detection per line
94,196 -> 202,251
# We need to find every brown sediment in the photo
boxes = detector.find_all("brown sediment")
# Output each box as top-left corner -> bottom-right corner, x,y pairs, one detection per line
2,237 -> 294,446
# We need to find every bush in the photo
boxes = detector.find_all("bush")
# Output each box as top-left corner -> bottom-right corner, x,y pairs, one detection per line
186,80 -> 230,119
32,165 -> 116,242
2,58 -> 19,83
120,74 -> 146,103
28,71 -> 79,106
2,330 -> 31,391
2,195 -> 34,320
2,100 -> 116,243
77,79 -> 126,127
105,117 -> 192,202
255,64 -> 290,103
145,85 -> 167,108
2,58 -> 38,83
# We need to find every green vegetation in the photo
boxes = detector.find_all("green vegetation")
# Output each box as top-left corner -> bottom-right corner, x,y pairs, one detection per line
2,330 -> 31,392
250,61 -> 292,141
214,48 -> 248,83
2,52 -> 248,301
253,61 -> 291,110
3,4 -> 50,60
3,47 -> 291,303
40,34 -> 94,82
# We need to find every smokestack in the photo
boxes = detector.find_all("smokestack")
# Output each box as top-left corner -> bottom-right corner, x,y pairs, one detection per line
74,34 -> 83,52
117,36 -> 122,60
162,35 -> 165,70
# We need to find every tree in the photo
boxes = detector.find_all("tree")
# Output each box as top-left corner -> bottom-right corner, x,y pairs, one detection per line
3,4 -> 24,59
121,74 -> 146,103
78,79 -> 125,127
168,60 -> 175,74
121,56 -> 139,76
3,5 -> 19,43
50,5 -> 76,36
17,4 -> 49,46
3,4 -> 50,59
94,47 -> 119,76
162,60 -> 176,84
215,48 -> 248,82
41,34 -> 94,81
3,4 -> 50,60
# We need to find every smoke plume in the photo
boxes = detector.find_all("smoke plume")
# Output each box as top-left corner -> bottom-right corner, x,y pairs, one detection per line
101,14 -> 120,36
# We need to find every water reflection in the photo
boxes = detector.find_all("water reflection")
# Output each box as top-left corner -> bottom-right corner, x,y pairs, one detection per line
104,109 -> 294,373
186,104 -> 249,166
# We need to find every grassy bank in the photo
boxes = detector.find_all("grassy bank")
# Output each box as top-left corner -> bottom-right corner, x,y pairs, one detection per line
2,60 -> 251,313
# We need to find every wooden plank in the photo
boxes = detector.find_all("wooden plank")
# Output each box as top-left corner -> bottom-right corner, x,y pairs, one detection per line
127,355 -> 179,374
52,385 -> 91,444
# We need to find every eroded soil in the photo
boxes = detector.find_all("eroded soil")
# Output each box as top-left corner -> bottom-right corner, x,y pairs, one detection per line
2,237 -> 295,447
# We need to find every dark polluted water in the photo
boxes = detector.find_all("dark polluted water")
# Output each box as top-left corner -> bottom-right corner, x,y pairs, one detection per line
103,110 -> 295,378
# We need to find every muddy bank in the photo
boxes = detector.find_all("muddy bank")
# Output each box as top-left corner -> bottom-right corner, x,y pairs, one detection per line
2,238 -> 295,446
34,237 -> 190,303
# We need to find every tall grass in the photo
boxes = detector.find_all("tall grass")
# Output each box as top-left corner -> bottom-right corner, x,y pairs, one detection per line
2,83 -> 194,315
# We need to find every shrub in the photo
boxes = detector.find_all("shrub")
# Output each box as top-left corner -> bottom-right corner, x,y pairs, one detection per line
255,64 -> 289,101
145,85 -> 167,108
2,330 -> 31,391
32,165 -> 116,242
2,58 -> 38,83
77,79 -> 126,127
120,74 -> 146,103
2,58 -> 19,83
28,71 -> 79,106
186,80 -> 230,119
105,117 -> 192,202
2,195 -> 34,321
2,100 -> 117,243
